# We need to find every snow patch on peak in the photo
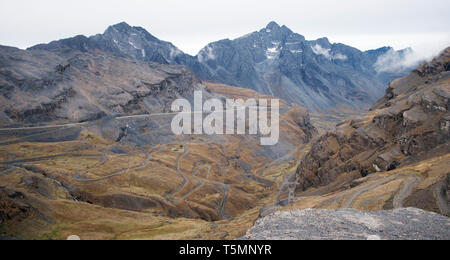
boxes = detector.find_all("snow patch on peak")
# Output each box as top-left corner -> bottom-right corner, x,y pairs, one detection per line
311,44 -> 330,57
285,42 -> 302,45
333,53 -> 348,61
169,47 -> 183,59
128,40 -> 146,58
129,41 -> 139,49
266,44 -> 280,60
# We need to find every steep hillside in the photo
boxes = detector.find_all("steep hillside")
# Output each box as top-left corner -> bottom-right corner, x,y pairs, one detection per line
292,47 -> 450,215
28,22 -> 195,66
0,45 -> 202,126
0,45 -> 318,239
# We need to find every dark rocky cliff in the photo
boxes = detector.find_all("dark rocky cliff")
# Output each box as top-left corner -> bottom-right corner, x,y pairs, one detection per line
0,45 -> 202,126
295,47 -> 450,191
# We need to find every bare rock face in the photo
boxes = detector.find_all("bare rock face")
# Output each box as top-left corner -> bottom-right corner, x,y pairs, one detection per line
296,47 -> 450,192
414,48 -> 450,77
242,208 -> 450,240
192,23 -> 417,111
0,45 -> 203,126
28,22 -> 194,66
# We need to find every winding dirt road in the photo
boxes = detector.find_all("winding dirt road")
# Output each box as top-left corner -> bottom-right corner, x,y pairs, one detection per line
393,175 -> 421,208
0,132 -> 233,219
434,179 -> 450,216
74,145 -> 165,182
72,155 -> 109,182
167,144 -> 230,220
342,175 -> 397,208
0,153 -> 70,165
171,165 -> 211,203
0,123 -> 88,132
0,107 -> 259,132
167,145 -> 191,199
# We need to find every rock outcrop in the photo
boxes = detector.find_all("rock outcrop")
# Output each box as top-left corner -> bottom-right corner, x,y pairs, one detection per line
0,45 -> 203,126
242,208 -> 450,240
296,47 -> 450,192
0,187 -> 31,225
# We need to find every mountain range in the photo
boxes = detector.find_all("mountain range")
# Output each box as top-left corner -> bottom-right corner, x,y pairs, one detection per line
29,21 -> 419,111
0,19 -> 448,240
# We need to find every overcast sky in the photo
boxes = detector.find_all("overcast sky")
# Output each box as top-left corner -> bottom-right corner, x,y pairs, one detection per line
1,0 -> 449,58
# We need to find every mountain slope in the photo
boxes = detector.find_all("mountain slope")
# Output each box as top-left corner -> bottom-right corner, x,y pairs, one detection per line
291,47 -> 449,215
0,45 -> 202,127
0,44 -> 319,238
30,22 -> 185,65
196,22 -> 404,111
28,22 -> 211,82
197,22 -> 417,111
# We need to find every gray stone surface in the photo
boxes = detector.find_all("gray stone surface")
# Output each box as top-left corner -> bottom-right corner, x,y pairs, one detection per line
242,208 -> 450,240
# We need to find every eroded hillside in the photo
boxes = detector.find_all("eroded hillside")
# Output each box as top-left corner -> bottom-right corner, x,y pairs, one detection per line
291,47 -> 450,216
0,45 -> 317,239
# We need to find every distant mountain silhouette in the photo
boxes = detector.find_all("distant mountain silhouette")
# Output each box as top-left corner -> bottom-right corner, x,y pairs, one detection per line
29,21 -> 420,111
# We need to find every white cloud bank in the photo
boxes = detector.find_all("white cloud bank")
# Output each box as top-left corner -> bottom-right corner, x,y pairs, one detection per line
374,39 -> 450,73
374,48 -> 421,73
197,45 -> 216,62
311,44 -> 348,60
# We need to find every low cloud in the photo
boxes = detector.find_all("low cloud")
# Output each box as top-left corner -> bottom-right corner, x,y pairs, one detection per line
312,44 -> 348,60
374,42 -> 450,74
197,45 -> 216,62
374,48 -> 424,73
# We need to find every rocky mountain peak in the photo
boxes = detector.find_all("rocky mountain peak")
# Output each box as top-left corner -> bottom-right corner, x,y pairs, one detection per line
103,22 -> 159,43
106,22 -> 133,33
266,21 -> 281,30
30,22 -> 190,65
191,22 -> 416,111
261,21 -> 296,39
314,37 -> 331,48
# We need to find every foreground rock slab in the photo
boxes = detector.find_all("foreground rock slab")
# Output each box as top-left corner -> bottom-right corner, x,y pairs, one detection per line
243,208 -> 450,240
